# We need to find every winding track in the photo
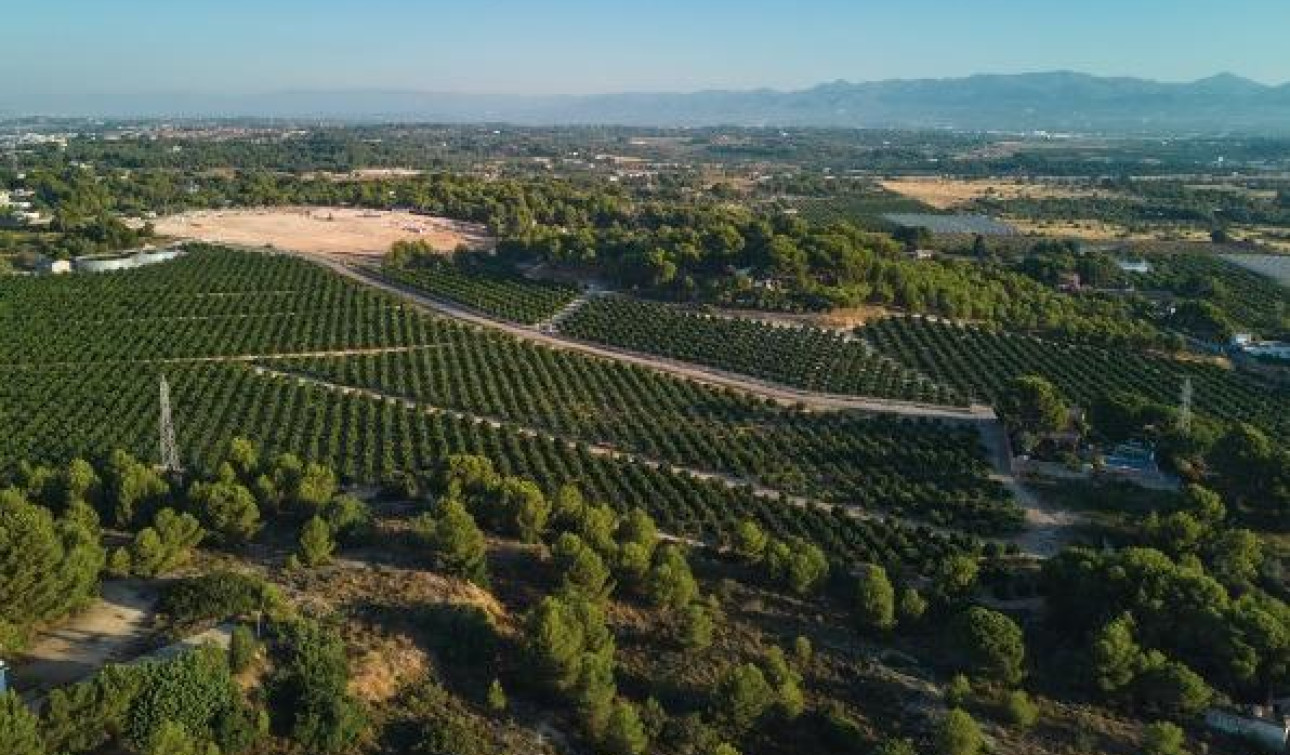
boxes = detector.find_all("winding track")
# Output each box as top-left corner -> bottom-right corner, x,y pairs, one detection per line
318,256 -> 998,421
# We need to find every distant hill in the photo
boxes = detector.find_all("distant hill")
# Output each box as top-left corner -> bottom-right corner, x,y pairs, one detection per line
7,72 -> 1290,133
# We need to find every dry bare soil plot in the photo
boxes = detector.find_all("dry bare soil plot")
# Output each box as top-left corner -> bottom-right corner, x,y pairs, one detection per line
880,177 -> 1109,210
153,207 -> 492,260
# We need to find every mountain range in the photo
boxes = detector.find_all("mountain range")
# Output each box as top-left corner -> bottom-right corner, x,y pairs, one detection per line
6,72 -> 1290,134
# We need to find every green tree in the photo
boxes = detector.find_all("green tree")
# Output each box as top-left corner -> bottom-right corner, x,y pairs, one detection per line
189,480 -> 261,546
765,538 -> 829,595
1092,613 -> 1146,694
679,602 -> 715,650
854,563 -> 896,632
293,463 -> 339,514
874,738 -> 918,755
0,490 -> 104,644
1142,721 -> 1187,755
1136,660 -> 1211,719
321,494 -> 372,544
714,663 -> 775,733
733,519 -> 768,562
225,436 -> 260,481
423,498 -> 489,586
144,721 -> 214,755
647,545 -> 699,610
899,587 -> 928,624
498,478 -> 550,543
617,508 -> 659,555
229,625 -> 259,673
952,607 -> 1026,686
936,554 -> 980,600
1004,690 -> 1038,730
486,679 -> 508,714
554,533 -> 614,602
1206,528 -> 1263,589
936,709 -> 983,755
297,516 -> 336,567
1000,375 -> 1068,435
103,448 -> 170,527
0,690 -> 44,755
601,700 -> 649,755
270,620 -> 367,753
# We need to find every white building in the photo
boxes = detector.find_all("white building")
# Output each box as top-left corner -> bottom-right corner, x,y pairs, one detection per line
36,258 -> 73,275
1115,260 -> 1151,274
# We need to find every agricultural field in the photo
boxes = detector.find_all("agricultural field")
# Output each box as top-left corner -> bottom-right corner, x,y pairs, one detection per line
779,193 -> 934,229
0,246 -> 998,556
860,316 -> 1290,441
1133,252 -> 1290,338
273,347 -> 1018,531
381,259 -> 582,325
558,296 -> 961,405
1221,253 -> 1290,287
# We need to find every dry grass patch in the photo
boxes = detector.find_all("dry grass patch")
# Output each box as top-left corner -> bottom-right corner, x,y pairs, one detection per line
880,177 -> 1111,210
153,206 -> 491,261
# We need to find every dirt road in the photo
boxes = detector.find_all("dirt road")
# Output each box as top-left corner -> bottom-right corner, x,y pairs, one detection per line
12,580 -> 157,693
323,258 -> 996,422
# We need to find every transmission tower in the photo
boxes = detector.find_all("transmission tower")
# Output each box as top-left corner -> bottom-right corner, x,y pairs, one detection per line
159,375 -> 183,475
1178,376 -> 1193,434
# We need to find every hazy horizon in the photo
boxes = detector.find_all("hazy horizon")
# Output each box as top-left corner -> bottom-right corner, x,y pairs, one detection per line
4,0 -> 1289,98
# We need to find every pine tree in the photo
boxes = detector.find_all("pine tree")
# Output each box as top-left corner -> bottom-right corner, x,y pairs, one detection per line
601,700 -> 649,755
854,563 -> 896,631
425,498 -> 489,586
298,516 -> 335,567
0,690 -> 44,755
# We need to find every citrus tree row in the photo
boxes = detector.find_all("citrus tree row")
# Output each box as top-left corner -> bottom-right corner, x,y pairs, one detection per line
382,259 -> 581,324
0,245 -> 1018,532
0,246 -> 433,363
861,316 -> 1290,441
557,296 -> 961,404
272,344 -> 1019,532
0,361 -> 981,573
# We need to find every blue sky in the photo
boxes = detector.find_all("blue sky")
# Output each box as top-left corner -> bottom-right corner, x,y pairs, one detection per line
4,0 -> 1288,95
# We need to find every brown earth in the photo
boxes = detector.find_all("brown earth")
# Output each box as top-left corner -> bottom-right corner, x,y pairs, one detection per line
152,207 -> 492,261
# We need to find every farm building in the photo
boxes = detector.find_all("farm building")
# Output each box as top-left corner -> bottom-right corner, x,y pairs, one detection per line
1115,259 -> 1152,274
35,257 -> 72,275
73,247 -> 184,273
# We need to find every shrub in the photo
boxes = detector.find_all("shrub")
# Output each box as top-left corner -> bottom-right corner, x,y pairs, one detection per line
229,625 -> 259,673
1003,689 -> 1039,730
936,708 -> 983,755
159,571 -> 280,629
1142,721 -> 1187,755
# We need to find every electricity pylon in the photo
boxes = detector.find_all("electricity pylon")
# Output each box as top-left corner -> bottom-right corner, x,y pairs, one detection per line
159,375 -> 183,475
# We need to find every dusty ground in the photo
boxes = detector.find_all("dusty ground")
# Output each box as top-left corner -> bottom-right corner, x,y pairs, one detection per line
1005,217 -> 1213,243
880,177 -> 1110,210
12,579 -> 158,692
153,207 -> 492,260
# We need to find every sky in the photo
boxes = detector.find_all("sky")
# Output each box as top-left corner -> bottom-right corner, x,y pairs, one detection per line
3,0 -> 1288,96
